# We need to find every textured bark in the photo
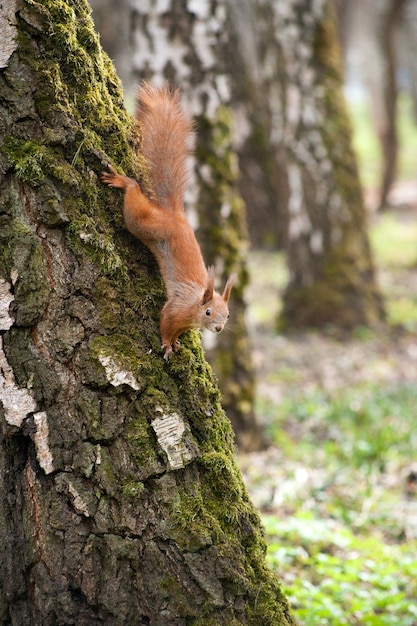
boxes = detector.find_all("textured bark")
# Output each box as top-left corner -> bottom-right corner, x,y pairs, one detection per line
129,0 -> 264,451
275,0 -> 384,329
226,0 -> 290,250
0,1 -> 295,624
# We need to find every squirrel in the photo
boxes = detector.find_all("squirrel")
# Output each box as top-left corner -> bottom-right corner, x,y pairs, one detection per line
101,82 -> 236,360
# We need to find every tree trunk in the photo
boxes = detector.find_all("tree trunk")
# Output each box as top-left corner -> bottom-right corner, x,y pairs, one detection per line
399,0 -> 417,124
225,0 -> 290,250
129,0 -> 264,451
0,1 -> 294,624
378,0 -> 406,209
276,0 -> 385,329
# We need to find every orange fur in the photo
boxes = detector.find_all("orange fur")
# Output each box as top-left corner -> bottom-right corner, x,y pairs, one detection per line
101,82 -> 236,360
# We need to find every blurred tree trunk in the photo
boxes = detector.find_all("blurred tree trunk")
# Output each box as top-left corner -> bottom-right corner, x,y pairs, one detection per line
226,0 -> 290,250
399,0 -> 417,123
128,0 -> 264,451
397,2 -> 417,124
359,0 -> 405,210
335,0 -> 406,210
89,0 -> 132,98
275,0 -> 385,329
0,1 -> 295,624
378,0 -> 406,210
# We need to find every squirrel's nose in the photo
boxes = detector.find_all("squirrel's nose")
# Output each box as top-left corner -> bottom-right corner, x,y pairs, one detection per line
215,324 -> 223,333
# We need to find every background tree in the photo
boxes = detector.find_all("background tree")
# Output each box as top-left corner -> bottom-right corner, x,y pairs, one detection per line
0,1 -> 294,623
123,0 -> 263,450
225,0 -> 290,250
334,0 -> 408,210
274,0 -> 385,329
222,0 -> 385,329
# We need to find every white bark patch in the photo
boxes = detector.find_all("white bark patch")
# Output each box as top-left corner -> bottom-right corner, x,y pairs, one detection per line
98,354 -> 140,390
33,411 -> 54,474
310,230 -> 323,254
67,481 -> 91,517
151,408 -> 195,470
0,337 -> 37,427
0,279 -> 14,331
287,163 -> 312,240
0,0 -> 18,69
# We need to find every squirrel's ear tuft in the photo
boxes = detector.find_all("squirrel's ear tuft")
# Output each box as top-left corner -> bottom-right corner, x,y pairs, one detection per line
202,266 -> 215,304
222,273 -> 237,302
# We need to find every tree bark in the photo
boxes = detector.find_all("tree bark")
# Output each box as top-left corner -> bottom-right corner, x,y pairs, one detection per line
276,0 -> 385,329
129,0 -> 264,451
0,1 -> 294,624
225,0 -> 290,250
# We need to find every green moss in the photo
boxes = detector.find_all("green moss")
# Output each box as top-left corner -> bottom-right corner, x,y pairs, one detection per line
67,215 -> 126,276
124,412 -> 153,453
170,487 -> 221,551
9,232 -> 51,326
121,479 -> 145,499
160,576 -> 196,615
95,446 -> 118,494
90,333 -> 146,379
2,2 -> 295,621
74,387 -> 102,438
3,139 -> 48,184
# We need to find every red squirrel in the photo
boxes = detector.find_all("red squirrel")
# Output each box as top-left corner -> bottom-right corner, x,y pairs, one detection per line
101,82 -> 236,360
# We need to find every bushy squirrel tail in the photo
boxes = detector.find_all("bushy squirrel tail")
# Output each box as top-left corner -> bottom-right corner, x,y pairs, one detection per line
136,81 -> 194,212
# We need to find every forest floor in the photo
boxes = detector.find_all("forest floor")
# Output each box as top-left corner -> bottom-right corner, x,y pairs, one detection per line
239,200 -> 417,625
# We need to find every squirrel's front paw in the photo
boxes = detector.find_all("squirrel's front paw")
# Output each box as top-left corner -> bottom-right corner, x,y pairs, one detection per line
100,166 -> 115,184
162,340 -> 181,361
162,344 -> 173,361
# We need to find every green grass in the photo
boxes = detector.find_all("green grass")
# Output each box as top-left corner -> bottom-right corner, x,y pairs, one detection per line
266,513 -> 417,626
348,97 -> 381,190
243,88 -> 417,626
244,201 -> 417,625
369,212 -> 417,327
256,383 -> 417,625
370,212 -> 417,269
348,92 -> 417,190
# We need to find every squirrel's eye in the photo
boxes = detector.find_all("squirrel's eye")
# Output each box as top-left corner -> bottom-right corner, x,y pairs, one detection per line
205,308 -> 211,316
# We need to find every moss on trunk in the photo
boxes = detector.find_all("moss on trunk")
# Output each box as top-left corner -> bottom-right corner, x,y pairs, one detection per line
0,1 -> 294,623
279,0 -> 384,330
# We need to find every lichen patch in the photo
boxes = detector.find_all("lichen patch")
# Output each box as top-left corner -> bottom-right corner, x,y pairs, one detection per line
151,408 -> 197,470
0,337 -> 37,427
98,353 -> 140,390
33,411 -> 54,474
0,279 -> 15,331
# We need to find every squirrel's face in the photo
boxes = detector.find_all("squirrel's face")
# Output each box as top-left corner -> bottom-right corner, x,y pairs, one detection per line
199,292 -> 231,334
199,271 -> 236,333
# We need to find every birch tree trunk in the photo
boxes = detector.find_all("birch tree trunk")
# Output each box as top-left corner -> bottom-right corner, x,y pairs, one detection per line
0,1 -> 294,624
275,0 -> 385,329
129,0 -> 264,451
226,0 -> 290,250
224,0 -> 384,328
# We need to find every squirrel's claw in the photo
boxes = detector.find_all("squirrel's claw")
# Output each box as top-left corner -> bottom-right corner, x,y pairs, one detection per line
162,340 -> 180,361
162,345 -> 172,361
